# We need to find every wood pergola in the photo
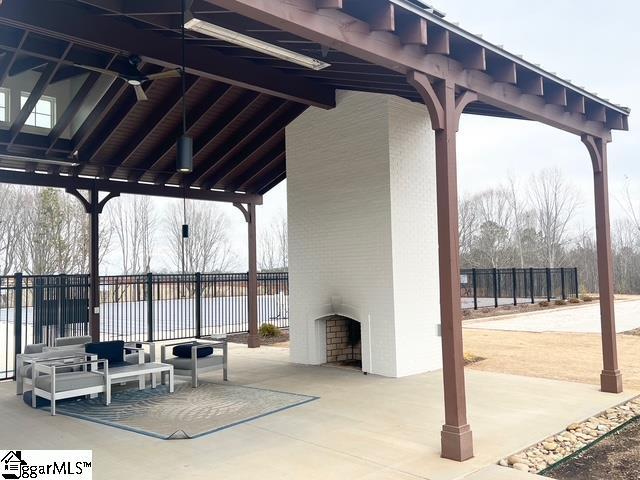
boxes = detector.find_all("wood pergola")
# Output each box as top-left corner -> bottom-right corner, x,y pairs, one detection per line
0,0 -> 629,461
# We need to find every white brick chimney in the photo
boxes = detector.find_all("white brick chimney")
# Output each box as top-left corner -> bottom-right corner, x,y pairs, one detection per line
286,90 -> 441,377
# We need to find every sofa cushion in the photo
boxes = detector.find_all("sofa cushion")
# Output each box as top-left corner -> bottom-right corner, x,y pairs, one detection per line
85,340 -> 124,365
34,372 -> 104,392
55,336 -> 92,347
173,342 -> 213,359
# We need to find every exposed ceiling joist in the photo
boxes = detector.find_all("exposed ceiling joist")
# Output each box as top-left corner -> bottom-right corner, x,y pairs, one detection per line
0,168 -> 263,204
0,0 -> 335,109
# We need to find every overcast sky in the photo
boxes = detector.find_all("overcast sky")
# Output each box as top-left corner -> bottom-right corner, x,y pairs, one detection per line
105,0 -> 639,274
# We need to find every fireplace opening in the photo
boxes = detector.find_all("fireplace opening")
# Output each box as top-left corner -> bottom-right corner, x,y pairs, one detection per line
325,316 -> 362,369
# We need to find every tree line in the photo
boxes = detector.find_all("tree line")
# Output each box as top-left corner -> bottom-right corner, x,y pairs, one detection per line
0,169 -> 639,294
459,168 -> 640,294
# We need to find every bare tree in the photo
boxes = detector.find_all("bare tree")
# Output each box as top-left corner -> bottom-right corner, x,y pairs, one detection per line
0,185 -> 26,275
108,195 -> 156,274
458,194 -> 479,267
259,212 -> 288,271
470,188 -> 514,267
530,168 -> 580,268
167,201 -> 234,273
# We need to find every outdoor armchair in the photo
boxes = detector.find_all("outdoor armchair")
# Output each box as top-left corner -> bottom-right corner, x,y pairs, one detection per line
30,355 -> 109,415
161,337 -> 228,388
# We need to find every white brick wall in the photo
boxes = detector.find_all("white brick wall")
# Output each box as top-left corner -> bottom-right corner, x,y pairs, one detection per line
286,90 -> 441,377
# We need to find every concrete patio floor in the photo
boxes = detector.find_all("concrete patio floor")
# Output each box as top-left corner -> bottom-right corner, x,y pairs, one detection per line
0,344 -> 635,480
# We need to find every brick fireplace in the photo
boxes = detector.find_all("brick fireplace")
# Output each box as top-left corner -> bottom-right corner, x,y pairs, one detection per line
325,316 -> 361,368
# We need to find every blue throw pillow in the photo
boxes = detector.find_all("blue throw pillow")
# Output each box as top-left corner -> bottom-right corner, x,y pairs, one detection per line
85,340 -> 124,365
173,343 -> 213,358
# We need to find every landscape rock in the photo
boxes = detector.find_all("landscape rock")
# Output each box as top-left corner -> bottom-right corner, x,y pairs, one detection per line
498,396 -> 640,474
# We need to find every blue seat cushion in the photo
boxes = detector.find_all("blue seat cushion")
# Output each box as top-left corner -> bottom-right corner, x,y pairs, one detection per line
85,340 -> 124,365
173,342 -> 213,358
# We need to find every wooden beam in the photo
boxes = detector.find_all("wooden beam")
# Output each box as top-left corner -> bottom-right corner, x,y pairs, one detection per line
486,56 -> 516,84
566,92 -> 586,115
425,24 -> 449,54
205,0 -> 620,138
397,14 -> 427,46
9,60 -> 58,144
0,168 -> 263,204
367,1 -> 395,32
228,142 -> 285,191
70,79 -> 128,155
46,72 -> 101,155
543,81 -> 567,107
606,111 -> 625,131
315,0 -> 343,8
101,75 -> 201,178
457,44 -> 486,71
517,71 -> 544,96
586,101 -> 606,123
128,82 -> 232,182
0,31 -> 27,86
0,0 -> 335,109
203,104 -> 305,189
185,97 -> 286,187
80,65 -> 160,167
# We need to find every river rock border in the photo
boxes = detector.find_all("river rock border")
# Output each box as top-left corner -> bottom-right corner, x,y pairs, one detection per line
498,396 -> 640,474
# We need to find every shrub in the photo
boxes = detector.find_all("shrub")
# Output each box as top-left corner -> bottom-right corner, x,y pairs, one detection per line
554,299 -> 567,306
538,300 -> 550,307
464,352 -> 485,365
568,297 -> 581,304
582,295 -> 593,302
259,323 -> 281,337
462,309 -> 472,317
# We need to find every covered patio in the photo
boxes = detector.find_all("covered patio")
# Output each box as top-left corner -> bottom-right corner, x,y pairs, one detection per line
0,344 -> 637,480
0,0 -> 631,467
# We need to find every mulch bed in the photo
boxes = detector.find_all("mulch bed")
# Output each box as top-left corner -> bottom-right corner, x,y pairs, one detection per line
461,300 -> 588,321
227,329 -> 289,345
543,418 -> 640,480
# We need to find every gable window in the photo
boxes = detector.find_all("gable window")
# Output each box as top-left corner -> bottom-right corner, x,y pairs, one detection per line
0,88 -> 8,123
20,92 -> 56,129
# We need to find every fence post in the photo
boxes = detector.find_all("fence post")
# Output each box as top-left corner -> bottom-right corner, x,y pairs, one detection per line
492,268 -> 498,308
146,273 -> 153,342
546,268 -> 552,301
58,274 -> 67,338
512,267 -> 517,306
195,272 -> 202,338
560,267 -> 566,300
14,273 -> 23,369
529,267 -> 535,304
574,267 -> 579,298
472,268 -> 478,310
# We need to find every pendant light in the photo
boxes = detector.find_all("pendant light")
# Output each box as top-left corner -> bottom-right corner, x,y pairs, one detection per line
176,0 -> 193,173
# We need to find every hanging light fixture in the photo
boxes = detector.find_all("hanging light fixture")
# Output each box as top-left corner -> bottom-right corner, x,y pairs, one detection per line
176,0 -> 193,173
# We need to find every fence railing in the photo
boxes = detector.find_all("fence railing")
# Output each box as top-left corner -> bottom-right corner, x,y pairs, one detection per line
460,267 -> 579,309
1,267 -> 578,379
0,272 -> 289,380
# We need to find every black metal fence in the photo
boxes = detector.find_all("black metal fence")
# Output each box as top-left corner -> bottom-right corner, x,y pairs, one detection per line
0,272 -> 289,380
1,268 -> 577,379
460,267 -> 579,309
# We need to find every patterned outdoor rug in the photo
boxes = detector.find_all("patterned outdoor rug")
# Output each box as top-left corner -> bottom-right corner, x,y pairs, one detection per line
48,382 -> 318,439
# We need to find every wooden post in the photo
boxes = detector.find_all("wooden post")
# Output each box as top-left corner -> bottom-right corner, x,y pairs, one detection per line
234,202 -> 260,348
582,135 -> 622,394
407,71 -> 475,461
88,187 -> 100,341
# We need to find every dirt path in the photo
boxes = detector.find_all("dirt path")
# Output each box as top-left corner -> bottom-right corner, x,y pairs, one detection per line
464,329 -> 640,390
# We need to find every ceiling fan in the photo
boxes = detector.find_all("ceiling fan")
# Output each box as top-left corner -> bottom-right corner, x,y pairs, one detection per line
74,55 -> 181,101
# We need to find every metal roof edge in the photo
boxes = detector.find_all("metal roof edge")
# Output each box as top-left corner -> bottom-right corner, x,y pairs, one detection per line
390,0 -> 630,116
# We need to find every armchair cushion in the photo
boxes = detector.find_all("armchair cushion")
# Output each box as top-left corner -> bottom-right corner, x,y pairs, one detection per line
24,343 -> 46,354
85,340 -> 124,364
55,336 -> 92,348
172,342 -> 213,358
164,355 -> 224,371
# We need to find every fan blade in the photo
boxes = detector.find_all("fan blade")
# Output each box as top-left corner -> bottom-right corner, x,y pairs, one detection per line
74,64 -> 121,78
133,84 -> 148,102
145,69 -> 182,81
